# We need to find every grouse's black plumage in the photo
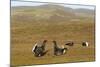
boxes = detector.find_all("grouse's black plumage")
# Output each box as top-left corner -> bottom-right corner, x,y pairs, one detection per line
32,40 -> 47,57
65,41 -> 74,46
53,40 -> 67,56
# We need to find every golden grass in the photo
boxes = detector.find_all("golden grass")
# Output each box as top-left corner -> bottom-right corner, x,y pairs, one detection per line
11,8 -> 95,66
11,20 -> 95,66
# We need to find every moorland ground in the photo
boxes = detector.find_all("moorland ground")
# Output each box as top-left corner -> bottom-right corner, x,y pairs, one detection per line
11,5 -> 95,66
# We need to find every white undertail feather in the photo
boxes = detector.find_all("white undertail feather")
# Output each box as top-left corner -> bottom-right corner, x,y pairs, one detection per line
39,54 -> 41,57
86,42 -> 89,47
32,43 -> 38,52
63,50 -> 66,54
62,45 -> 66,54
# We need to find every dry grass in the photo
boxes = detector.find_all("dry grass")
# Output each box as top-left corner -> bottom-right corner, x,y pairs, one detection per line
11,22 -> 95,66
11,7 -> 95,66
